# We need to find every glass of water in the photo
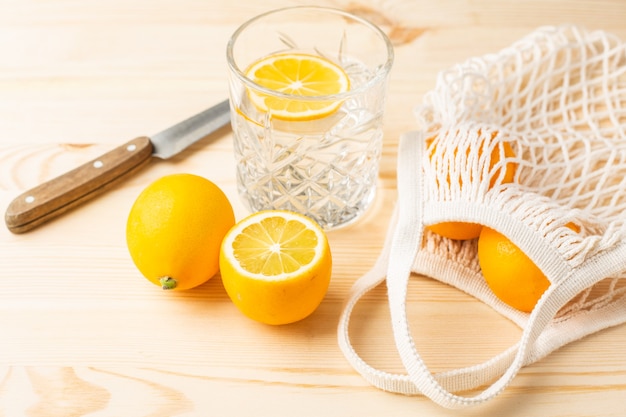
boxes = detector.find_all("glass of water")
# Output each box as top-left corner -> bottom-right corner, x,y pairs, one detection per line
226,6 -> 394,230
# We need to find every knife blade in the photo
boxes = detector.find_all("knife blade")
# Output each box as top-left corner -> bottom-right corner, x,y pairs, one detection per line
5,99 -> 231,234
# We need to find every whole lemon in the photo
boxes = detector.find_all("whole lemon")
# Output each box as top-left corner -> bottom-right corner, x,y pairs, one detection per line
426,129 -> 517,240
126,173 -> 235,290
478,224 -> 579,312
477,227 -> 550,312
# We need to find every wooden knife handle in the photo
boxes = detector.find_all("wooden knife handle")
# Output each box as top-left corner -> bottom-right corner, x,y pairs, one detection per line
5,136 -> 153,234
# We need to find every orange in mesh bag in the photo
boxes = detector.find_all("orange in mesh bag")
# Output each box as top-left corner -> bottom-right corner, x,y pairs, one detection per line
338,25 -> 626,408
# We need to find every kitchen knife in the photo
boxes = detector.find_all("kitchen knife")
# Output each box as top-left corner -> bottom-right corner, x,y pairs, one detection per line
5,99 -> 231,234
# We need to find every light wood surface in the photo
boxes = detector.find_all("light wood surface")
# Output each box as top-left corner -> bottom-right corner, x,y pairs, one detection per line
2,1 -> 626,415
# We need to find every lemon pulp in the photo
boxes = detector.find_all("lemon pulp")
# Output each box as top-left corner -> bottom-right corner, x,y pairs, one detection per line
244,52 -> 350,121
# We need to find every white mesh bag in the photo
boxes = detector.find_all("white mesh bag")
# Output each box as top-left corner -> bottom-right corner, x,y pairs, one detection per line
338,25 -> 626,408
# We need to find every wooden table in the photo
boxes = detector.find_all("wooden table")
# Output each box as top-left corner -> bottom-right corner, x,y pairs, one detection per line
2,1 -> 625,415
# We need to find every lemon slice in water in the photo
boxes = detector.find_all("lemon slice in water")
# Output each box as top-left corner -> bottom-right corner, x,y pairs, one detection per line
244,52 -> 350,121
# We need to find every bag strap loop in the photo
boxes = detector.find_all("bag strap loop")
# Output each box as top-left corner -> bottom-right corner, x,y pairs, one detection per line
337,132 -> 564,408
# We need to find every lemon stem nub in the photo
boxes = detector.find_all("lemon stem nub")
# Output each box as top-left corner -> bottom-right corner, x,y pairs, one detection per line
160,276 -> 177,290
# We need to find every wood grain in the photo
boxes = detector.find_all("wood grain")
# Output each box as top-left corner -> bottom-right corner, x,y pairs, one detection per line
1,0 -> 626,415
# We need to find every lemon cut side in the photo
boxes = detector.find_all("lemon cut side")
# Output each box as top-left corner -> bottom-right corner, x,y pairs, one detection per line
219,210 -> 332,325
244,52 -> 351,121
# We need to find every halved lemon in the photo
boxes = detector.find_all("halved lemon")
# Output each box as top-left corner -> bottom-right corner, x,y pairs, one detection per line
244,52 -> 350,121
219,210 -> 332,325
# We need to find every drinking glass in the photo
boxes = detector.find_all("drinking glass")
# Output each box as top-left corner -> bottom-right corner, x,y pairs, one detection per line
226,6 -> 394,230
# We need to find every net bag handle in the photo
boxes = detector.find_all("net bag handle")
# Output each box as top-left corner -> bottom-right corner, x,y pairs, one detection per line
337,131 -> 575,408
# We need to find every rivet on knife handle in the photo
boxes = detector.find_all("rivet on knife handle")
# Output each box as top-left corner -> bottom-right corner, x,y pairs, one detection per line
5,136 -> 153,234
